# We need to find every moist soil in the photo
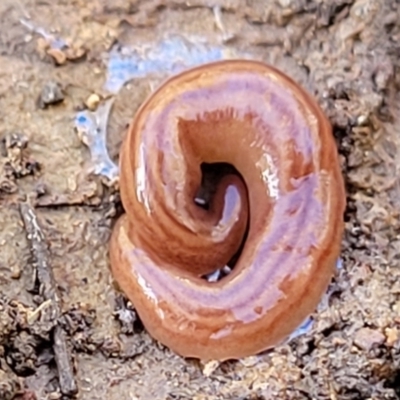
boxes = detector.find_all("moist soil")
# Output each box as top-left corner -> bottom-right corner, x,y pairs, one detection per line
0,0 -> 400,399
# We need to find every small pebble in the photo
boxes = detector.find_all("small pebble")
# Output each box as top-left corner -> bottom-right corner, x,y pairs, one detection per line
202,360 -> 220,377
34,182 -> 48,197
240,355 -> 259,367
278,0 -> 292,7
354,327 -> 385,351
10,265 -> 21,279
356,114 -> 369,126
47,48 -> 67,65
85,93 -> 101,111
384,327 -> 398,346
37,81 -> 65,109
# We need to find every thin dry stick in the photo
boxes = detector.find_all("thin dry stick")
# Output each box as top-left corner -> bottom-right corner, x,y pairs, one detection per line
19,202 -> 77,397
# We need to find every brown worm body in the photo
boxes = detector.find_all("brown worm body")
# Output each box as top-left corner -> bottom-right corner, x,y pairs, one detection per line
110,60 -> 345,361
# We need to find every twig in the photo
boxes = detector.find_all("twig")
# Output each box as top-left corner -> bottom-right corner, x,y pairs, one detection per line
35,193 -> 101,208
19,202 -> 78,397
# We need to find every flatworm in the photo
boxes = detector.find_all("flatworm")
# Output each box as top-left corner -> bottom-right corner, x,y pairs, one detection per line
110,60 -> 345,361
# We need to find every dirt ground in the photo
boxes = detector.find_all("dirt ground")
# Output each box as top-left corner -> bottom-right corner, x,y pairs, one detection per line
0,0 -> 399,399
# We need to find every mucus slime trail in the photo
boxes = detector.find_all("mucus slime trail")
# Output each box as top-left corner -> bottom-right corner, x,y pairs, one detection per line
110,60 -> 346,361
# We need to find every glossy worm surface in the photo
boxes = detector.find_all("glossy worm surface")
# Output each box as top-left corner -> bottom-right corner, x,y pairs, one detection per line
110,60 -> 345,361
